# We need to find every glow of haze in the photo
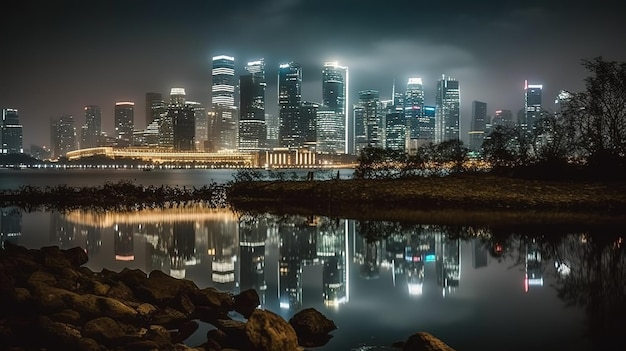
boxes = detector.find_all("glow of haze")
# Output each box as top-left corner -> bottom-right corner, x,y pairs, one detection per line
0,0 -> 623,148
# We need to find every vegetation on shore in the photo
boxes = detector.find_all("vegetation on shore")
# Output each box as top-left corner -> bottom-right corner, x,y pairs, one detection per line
225,172 -> 626,223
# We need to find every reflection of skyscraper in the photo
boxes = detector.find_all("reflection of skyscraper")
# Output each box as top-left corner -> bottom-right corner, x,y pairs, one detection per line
0,207 -> 22,248
435,75 -> 460,143
278,62 -> 303,148
317,218 -> 348,306
114,223 -> 134,262
525,238 -> 544,291
170,222 -> 196,279
322,62 -> 348,154
209,217 -> 239,289
278,217 -> 317,310
239,215 -> 267,302
471,238 -> 489,269
436,233 -> 460,296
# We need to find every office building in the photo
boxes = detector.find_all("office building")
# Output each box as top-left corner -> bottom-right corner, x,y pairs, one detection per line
1,108 -> 23,154
435,75 -> 460,143
353,90 -> 383,153
384,103 -> 406,151
239,59 -> 267,151
211,55 -> 238,150
322,62 -> 348,154
187,101 -> 207,151
145,92 -> 163,126
278,62 -> 303,148
524,81 -> 543,134
114,102 -> 134,147
468,101 -> 487,152
50,115 -> 76,159
81,105 -> 101,149
404,78 -> 425,140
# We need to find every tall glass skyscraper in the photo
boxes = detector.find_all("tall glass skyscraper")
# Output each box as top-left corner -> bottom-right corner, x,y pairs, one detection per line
211,55 -> 238,150
278,62 -> 302,148
524,80 -> 543,134
322,62 -> 348,154
468,101 -> 487,152
50,115 -> 76,159
1,108 -> 23,154
81,105 -> 101,149
353,90 -> 383,153
145,92 -> 162,127
114,102 -> 134,147
404,78 -> 426,141
239,59 -> 267,151
435,75 -> 460,143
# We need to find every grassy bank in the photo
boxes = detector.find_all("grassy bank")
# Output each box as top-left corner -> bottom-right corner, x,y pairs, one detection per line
226,173 -> 626,225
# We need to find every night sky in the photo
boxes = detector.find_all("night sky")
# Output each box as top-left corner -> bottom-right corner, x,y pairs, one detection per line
1,0 -> 624,148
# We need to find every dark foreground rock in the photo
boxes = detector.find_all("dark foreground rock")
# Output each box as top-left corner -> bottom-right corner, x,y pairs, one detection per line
0,242 -> 456,351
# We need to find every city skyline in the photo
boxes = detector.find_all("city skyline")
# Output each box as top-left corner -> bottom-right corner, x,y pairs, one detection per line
1,0 -> 624,148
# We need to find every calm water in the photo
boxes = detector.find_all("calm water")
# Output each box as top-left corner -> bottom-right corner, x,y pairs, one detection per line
0,168 -> 355,190
1,169 -> 622,350
2,205 -> 623,351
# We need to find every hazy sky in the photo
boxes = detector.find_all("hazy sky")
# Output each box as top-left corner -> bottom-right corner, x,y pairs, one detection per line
1,0 -> 624,148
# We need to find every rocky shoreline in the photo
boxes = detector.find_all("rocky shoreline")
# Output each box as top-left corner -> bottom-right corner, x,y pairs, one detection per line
0,243 -> 457,351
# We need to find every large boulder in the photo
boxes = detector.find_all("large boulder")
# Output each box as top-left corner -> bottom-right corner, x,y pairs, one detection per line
245,309 -> 299,351
402,332 -> 457,351
288,307 -> 336,347
233,288 -> 260,318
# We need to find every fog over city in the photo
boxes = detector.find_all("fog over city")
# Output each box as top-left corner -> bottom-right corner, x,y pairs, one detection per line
1,0 -> 624,147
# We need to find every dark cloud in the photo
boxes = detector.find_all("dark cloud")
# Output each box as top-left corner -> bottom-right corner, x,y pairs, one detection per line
1,0 -> 624,147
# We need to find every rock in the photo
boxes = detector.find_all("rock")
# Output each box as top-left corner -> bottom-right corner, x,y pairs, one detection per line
64,246 -> 89,267
288,307 -> 336,347
402,332 -> 457,351
170,320 -> 200,344
82,317 -> 126,346
66,293 -> 138,322
77,337 -> 105,351
136,302 -> 158,316
233,288 -> 260,319
245,309 -> 299,351
51,309 -> 82,324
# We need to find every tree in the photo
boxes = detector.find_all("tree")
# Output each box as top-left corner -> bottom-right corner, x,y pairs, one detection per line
563,57 -> 626,162
481,125 -> 529,169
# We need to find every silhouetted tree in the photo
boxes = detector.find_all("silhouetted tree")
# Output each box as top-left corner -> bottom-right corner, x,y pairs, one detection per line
562,57 -> 626,165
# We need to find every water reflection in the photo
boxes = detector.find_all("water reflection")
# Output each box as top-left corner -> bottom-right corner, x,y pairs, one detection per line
2,206 -> 624,350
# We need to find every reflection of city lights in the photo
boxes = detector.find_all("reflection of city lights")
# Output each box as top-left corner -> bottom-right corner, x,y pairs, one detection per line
408,283 -> 423,295
555,261 -> 571,276
115,255 -> 134,261
280,302 -> 290,309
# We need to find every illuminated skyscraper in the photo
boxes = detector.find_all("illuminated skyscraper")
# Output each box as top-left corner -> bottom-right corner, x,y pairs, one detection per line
114,102 -> 134,147
492,109 -> 513,127
468,101 -> 487,152
1,108 -> 23,154
353,90 -> 383,153
405,78 -> 426,141
81,105 -> 101,149
211,55 -> 238,150
187,101 -> 207,151
239,59 -> 267,151
278,62 -> 303,148
316,108 -> 343,154
322,62 -> 348,154
524,80 -> 543,134
50,115 -> 76,159
435,75 -> 460,143
300,101 -> 319,147
145,92 -> 163,126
